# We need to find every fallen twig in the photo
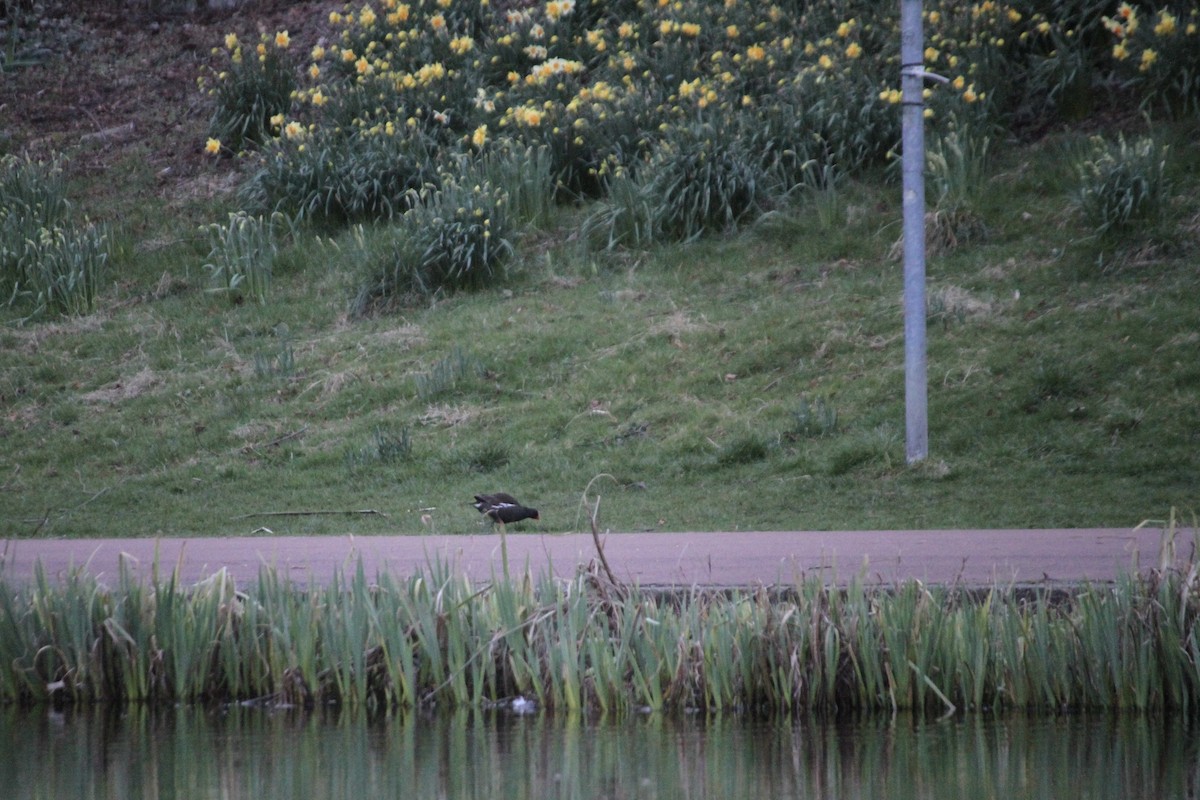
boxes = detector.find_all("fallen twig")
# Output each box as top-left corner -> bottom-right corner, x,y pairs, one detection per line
231,509 -> 388,520
580,474 -> 622,591
244,426 -> 309,456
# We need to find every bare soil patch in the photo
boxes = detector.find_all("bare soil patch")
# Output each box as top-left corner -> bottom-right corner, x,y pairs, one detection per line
6,1 -> 338,211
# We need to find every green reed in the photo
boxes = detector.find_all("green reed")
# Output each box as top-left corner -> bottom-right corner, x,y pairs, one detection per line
3,525 -> 1200,713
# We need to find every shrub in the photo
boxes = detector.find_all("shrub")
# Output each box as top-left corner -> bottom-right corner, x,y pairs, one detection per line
239,126 -> 439,223
204,31 -> 297,152
407,177 -> 514,293
202,0 -> 1190,251
647,123 -> 767,240
1102,4 -> 1200,118
1072,133 -> 1170,237
351,178 -> 514,312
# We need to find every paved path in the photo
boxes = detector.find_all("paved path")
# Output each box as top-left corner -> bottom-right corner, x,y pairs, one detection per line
1,527 -> 1190,588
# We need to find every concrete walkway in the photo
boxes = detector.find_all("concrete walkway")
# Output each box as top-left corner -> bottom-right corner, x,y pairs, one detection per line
1,526 -> 1190,588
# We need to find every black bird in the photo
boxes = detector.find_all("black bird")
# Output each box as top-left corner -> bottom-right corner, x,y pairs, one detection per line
472,493 -> 540,529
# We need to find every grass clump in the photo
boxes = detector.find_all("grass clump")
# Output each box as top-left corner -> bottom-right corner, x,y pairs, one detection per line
716,433 -> 770,466
239,125 -> 437,223
414,346 -> 487,402
251,325 -> 296,379
788,396 -> 840,440
925,117 -> 992,253
202,211 -> 293,304
0,154 -> 109,318
1072,133 -> 1171,239
346,425 -> 413,472
350,177 -> 515,311
641,122 -> 769,243
404,178 -> 515,294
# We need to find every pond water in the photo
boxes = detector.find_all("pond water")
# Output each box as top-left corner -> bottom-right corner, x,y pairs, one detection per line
2,705 -> 1194,799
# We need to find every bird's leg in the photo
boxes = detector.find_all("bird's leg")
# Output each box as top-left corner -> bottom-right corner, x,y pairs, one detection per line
498,520 -> 510,582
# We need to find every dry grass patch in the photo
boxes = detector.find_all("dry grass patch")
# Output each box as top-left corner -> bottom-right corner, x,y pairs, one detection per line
8,314 -> 107,354
167,170 -> 240,209
80,367 -> 160,404
230,421 -> 273,440
419,403 -> 480,428
928,285 -> 998,320
648,309 -> 715,341
362,324 -> 426,350
317,370 -> 358,398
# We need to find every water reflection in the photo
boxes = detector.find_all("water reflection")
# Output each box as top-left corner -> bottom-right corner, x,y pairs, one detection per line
2,706 -> 1195,799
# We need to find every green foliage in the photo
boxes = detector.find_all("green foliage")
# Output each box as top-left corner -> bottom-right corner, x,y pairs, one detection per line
717,433 -> 770,466
578,166 -> 658,250
1100,4 -> 1200,118
204,31 -> 297,152
239,126 -> 438,223
927,117 -> 992,214
352,177 -> 514,310
462,140 -> 556,230
583,122 -> 769,246
252,325 -> 295,378
461,441 -> 511,473
924,117 -> 993,252
346,426 -> 413,471
784,71 -> 900,176
0,154 -> 108,318
202,211 -> 292,304
198,0 -> 1200,258
1073,133 -> 1170,237
989,0 -> 1116,123
409,176 -> 513,291
203,0 -> 1022,249
414,346 -> 486,401
4,528 -> 1200,712
645,122 -> 768,242
788,396 -> 839,440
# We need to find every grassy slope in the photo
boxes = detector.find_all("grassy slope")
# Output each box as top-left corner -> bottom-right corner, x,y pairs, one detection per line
2,68 -> 1198,538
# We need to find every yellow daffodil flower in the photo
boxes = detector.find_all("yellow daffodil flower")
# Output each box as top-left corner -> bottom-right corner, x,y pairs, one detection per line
1154,11 -> 1177,36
